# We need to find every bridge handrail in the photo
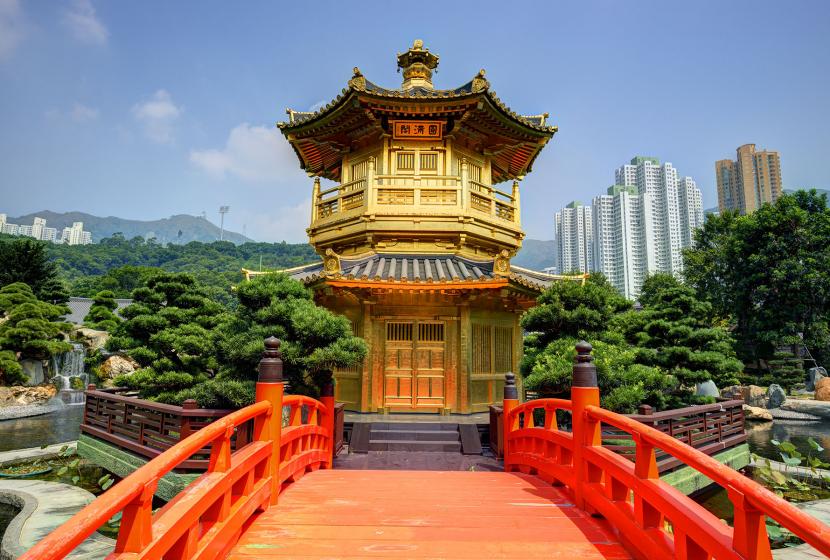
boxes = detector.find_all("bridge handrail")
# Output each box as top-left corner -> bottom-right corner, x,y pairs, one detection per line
585,405 -> 830,558
503,342 -> 830,560
19,337 -> 336,560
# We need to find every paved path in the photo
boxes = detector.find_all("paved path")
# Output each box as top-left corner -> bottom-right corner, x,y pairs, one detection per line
0,479 -> 113,559
227,470 -> 631,559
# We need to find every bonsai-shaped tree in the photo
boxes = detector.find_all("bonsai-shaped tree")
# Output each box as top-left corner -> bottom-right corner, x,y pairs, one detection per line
84,290 -> 121,332
622,273 -> 743,405
186,273 -> 368,408
521,274 -> 670,413
108,272 -> 230,403
0,282 -> 73,385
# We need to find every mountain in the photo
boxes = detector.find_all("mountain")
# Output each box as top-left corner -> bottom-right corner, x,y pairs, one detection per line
514,239 -> 555,271
8,211 -> 252,245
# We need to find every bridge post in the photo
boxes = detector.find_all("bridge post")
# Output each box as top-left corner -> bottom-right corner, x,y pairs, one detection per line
570,341 -> 600,511
255,336 -> 285,505
502,372 -> 519,468
320,372 -> 336,469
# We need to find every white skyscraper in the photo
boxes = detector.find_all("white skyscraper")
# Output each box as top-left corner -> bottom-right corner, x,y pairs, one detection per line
553,201 -> 593,274
31,217 -> 46,241
586,157 -> 704,299
61,221 -> 91,245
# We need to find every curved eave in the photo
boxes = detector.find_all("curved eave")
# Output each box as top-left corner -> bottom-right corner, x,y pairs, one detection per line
278,78 -> 556,137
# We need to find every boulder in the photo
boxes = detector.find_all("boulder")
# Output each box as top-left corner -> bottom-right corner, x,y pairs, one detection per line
0,385 -> 58,406
742,404 -> 773,422
74,328 -> 110,351
740,385 -> 767,407
20,360 -> 45,386
695,380 -> 720,398
766,384 -> 787,409
720,385 -> 742,400
816,377 -> 830,402
99,355 -> 139,380
807,367 -> 827,391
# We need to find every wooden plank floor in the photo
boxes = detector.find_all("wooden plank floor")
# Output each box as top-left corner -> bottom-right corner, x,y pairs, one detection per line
227,470 -> 632,559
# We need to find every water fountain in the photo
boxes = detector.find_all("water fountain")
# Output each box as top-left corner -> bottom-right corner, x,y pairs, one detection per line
51,343 -> 88,406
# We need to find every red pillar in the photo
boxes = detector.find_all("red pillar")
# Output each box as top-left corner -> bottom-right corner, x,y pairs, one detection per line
502,372 -> 519,469
255,336 -> 285,505
570,341 -> 600,511
320,374 -> 336,469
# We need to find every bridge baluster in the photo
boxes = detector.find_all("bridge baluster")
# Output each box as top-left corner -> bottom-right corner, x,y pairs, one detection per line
570,340 -> 600,510
502,372 -> 519,465
320,373 -> 336,469
729,487 -> 773,560
255,336 -> 285,505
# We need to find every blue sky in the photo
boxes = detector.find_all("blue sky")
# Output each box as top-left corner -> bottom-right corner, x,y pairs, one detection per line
1,0 -> 829,242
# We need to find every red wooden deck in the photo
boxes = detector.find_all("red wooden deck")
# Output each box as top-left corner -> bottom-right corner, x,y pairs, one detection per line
227,470 -> 632,559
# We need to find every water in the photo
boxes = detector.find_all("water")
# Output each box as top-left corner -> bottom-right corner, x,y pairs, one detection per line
0,406 -> 84,452
51,343 -> 88,405
746,420 -> 830,464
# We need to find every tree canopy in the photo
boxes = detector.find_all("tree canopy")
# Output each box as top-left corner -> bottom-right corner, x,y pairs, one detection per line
684,190 -> 830,369
110,272 -> 366,409
84,290 -> 121,332
0,238 -> 69,303
0,282 -> 72,384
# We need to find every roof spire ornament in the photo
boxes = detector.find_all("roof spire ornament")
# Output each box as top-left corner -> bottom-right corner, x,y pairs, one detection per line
397,39 -> 439,90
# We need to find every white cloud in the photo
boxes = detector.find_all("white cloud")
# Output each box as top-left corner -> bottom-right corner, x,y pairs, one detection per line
245,199 -> 312,243
0,0 -> 25,61
63,0 -> 108,45
70,102 -> 99,122
189,123 -> 296,183
132,90 -> 181,144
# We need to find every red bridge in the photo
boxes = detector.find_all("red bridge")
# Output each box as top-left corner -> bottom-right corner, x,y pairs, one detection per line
22,339 -> 830,559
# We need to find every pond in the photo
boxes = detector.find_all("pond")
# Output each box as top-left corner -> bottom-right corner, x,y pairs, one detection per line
746,420 -> 830,464
0,406 -> 84,452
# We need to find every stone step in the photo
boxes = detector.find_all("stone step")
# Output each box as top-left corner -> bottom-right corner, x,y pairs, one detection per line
367,439 -> 463,452
369,429 -> 460,442
368,422 -> 459,431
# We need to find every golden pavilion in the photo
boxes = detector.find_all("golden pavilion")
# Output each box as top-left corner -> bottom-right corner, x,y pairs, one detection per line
252,40 -> 575,414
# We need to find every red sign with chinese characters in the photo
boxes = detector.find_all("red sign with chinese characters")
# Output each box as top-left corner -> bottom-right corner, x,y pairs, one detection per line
392,120 -> 443,140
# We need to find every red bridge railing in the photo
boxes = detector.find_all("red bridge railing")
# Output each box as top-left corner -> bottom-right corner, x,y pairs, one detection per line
20,337 -> 335,560
503,341 -> 830,560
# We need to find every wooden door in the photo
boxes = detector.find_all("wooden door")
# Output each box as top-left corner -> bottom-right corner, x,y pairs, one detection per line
384,320 -> 445,411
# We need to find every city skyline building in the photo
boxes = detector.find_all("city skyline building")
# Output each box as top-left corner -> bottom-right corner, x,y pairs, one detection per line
553,156 -> 703,299
716,144 -> 783,214
0,214 -> 92,245
553,201 -> 593,274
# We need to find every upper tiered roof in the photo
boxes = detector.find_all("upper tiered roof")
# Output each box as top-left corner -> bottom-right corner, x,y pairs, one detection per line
278,40 -> 557,184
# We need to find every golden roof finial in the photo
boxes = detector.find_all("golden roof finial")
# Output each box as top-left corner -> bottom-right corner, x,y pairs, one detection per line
397,40 -> 439,90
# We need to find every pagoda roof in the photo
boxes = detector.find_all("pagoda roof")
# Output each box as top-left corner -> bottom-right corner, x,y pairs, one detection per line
245,254 -> 584,293
278,68 -> 557,184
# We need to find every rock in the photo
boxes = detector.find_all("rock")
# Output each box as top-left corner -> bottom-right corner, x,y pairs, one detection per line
767,384 -> 787,409
740,385 -> 767,407
743,404 -> 773,422
720,385 -> 742,400
99,355 -> 139,380
20,359 -> 46,386
807,367 -> 827,391
0,385 -> 58,406
74,327 -> 110,351
816,377 -> 830,402
695,380 -> 720,398
782,398 -> 830,419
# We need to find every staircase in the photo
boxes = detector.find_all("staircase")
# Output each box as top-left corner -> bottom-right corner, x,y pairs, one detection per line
350,422 -> 482,454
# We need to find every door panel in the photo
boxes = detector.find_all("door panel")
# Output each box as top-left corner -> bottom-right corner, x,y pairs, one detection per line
384,320 -> 446,410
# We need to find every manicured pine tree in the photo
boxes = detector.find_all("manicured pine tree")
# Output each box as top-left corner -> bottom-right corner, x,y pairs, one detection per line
84,290 -> 121,332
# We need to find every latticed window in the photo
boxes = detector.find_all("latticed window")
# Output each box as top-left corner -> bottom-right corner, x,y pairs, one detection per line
418,322 -> 444,342
468,162 -> 482,182
397,152 -> 415,171
351,160 -> 368,180
386,322 -> 413,341
472,324 -> 513,374
420,152 -> 438,172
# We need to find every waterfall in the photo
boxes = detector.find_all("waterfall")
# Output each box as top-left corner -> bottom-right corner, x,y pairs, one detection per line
52,343 -> 88,405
